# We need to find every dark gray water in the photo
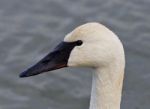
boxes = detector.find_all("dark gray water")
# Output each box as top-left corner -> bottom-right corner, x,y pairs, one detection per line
0,0 -> 150,109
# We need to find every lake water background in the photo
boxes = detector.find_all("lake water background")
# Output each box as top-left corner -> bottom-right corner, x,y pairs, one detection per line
0,0 -> 150,109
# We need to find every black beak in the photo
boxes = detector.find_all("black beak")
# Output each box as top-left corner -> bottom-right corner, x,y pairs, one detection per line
19,40 -> 82,78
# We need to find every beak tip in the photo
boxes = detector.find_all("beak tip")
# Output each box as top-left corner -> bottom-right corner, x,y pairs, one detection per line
19,72 -> 28,78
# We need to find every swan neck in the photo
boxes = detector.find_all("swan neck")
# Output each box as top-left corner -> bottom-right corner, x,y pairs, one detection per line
89,67 -> 124,109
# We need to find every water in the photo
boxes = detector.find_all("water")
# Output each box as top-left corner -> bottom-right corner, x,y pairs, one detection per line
0,0 -> 150,109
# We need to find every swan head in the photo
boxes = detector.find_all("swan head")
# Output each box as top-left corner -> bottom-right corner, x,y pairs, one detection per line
20,22 -> 125,77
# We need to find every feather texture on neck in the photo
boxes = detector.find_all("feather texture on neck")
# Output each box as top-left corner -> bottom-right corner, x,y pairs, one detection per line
90,64 -> 124,109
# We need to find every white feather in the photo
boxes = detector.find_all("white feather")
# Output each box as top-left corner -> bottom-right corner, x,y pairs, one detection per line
64,22 -> 125,109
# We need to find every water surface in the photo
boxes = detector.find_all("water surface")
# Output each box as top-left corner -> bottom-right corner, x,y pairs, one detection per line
0,0 -> 150,109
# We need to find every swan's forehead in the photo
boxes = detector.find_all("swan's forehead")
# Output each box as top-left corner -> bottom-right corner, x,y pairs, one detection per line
64,22 -> 107,42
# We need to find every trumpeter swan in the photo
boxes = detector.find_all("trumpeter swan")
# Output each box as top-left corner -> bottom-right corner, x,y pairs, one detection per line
20,22 -> 125,109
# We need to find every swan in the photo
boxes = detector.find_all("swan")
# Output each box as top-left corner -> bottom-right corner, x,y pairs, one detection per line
20,22 -> 125,109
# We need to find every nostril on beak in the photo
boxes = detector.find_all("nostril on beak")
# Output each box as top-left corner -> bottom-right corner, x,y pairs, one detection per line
42,59 -> 50,64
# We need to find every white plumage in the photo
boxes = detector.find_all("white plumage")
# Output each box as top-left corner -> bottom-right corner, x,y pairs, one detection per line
64,22 -> 125,109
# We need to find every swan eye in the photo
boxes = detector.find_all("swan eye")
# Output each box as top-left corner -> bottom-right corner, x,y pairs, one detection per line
76,40 -> 83,46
